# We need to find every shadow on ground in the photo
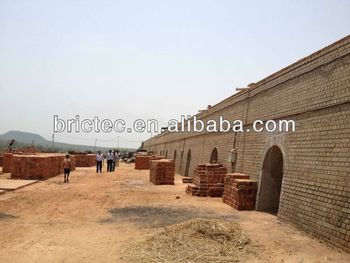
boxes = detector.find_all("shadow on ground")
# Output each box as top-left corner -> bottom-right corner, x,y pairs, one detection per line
0,212 -> 17,220
101,205 -> 238,228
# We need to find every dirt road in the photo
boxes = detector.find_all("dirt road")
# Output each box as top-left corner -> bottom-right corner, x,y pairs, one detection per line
0,163 -> 349,262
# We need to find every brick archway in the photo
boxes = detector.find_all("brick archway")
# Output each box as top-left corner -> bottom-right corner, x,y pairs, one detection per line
256,145 -> 284,214
209,147 -> 218,163
184,150 -> 191,177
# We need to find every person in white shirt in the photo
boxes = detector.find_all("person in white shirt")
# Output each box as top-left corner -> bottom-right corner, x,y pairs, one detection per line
96,150 -> 103,173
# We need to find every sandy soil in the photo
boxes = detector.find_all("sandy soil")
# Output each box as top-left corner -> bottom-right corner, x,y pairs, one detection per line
0,163 -> 349,263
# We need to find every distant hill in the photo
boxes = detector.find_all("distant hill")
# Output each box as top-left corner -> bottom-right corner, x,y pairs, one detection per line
0,130 -> 136,153
0,130 -> 48,145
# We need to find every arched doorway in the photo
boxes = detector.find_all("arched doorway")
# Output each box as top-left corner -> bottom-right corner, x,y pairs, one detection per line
184,150 -> 191,177
256,146 -> 284,214
210,147 -> 218,163
165,150 -> 168,158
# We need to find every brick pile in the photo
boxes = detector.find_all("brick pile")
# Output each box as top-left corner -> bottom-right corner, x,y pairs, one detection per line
135,155 -> 151,170
222,173 -> 258,210
20,146 -> 38,154
185,164 -> 227,197
135,155 -> 164,170
149,159 -> 175,185
74,153 -> 96,167
9,154 -> 76,180
2,153 -> 13,173
182,177 -> 192,183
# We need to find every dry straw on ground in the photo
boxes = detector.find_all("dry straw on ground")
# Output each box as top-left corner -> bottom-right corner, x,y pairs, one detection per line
121,218 -> 253,263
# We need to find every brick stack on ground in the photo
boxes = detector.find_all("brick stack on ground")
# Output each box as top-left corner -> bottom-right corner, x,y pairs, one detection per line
182,177 -> 192,183
186,164 -> 227,197
149,159 -> 175,185
4,154 -> 76,180
135,155 -> 164,170
222,173 -> 258,210
74,153 -> 95,167
2,153 -> 13,173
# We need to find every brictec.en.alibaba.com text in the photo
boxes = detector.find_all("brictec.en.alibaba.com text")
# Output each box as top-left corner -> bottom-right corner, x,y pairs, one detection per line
53,115 -> 296,134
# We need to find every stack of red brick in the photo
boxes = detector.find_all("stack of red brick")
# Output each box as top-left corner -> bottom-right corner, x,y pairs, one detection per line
186,164 -> 227,197
74,153 -> 96,167
20,146 -> 38,154
2,153 -> 13,173
3,153 -> 76,180
135,155 -> 164,170
149,159 -> 175,185
222,173 -> 258,210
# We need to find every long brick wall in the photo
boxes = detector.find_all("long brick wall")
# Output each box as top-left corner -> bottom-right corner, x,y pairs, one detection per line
143,36 -> 350,250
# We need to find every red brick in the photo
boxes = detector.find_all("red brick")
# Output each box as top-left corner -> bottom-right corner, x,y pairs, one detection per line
2,153 -> 13,173
74,154 -> 95,167
222,173 -> 258,211
149,159 -> 175,185
186,163 -> 227,197
135,155 -> 164,170
9,154 -> 76,180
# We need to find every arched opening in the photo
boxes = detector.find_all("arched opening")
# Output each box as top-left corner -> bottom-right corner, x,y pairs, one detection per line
210,147 -> 218,163
256,146 -> 284,214
184,150 -> 191,177
165,150 -> 168,158
173,150 -> 177,162
179,150 -> 184,172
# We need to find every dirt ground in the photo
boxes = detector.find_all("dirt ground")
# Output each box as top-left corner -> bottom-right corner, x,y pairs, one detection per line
0,163 -> 349,263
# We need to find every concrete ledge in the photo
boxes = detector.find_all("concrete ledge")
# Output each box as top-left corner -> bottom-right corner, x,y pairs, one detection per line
0,179 -> 38,191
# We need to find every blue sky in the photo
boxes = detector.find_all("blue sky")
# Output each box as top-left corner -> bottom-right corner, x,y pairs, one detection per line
0,0 -> 349,148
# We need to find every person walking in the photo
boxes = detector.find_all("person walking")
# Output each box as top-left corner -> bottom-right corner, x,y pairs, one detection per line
112,151 -> 117,171
106,150 -> 113,172
116,150 -> 120,167
63,154 -> 72,183
8,139 -> 16,153
96,150 -> 103,173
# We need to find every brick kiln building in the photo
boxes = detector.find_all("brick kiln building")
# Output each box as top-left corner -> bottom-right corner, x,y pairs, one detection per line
143,36 -> 350,249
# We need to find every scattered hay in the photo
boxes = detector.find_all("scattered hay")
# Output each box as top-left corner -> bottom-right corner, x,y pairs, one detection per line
121,218 -> 252,263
